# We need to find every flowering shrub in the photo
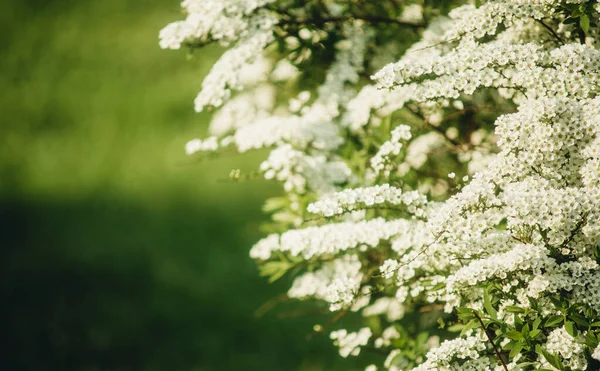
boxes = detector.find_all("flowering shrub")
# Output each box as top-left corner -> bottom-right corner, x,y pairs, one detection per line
160,1 -> 600,370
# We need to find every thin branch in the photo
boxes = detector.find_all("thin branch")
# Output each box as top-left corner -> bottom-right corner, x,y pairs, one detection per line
362,346 -> 394,356
279,15 -> 425,28
303,205 -> 420,223
578,27 -> 586,45
254,293 -> 290,317
419,304 -> 445,313
419,120 -> 454,143
406,37 -> 461,54
535,19 -> 564,45
373,231 -> 445,279
406,105 -> 464,148
559,211 -> 589,249
473,311 -> 509,371
217,170 -> 263,184
307,310 -> 348,340
277,308 -> 330,319
183,38 -> 218,48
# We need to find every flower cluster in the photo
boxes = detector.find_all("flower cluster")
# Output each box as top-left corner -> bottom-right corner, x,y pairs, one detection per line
544,327 -> 587,370
250,217 -> 414,260
185,136 -> 219,155
287,254 -> 363,310
162,0 -> 600,369
330,327 -> 372,358
307,184 -> 427,218
371,125 -> 413,175
259,144 -> 351,193
410,335 -> 488,370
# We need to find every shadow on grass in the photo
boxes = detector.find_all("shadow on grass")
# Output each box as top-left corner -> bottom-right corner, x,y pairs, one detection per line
0,195 -> 346,371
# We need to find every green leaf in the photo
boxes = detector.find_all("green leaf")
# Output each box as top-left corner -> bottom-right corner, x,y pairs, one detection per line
262,197 -> 288,212
390,352 -> 405,367
521,323 -> 530,337
507,330 -> 524,341
569,312 -> 589,328
541,349 -> 563,371
517,361 -> 538,367
456,307 -> 476,320
532,317 -> 542,331
530,329 -> 542,339
585,331 -> 599,348
259,261 -> 292,283
484,288 -> 498,319
514,313 -> 524,328
585,308 -> 594,319
529,297 -> 540,311
503,339 -> 519,350
437,317 -> 446,329
505,305 -> 526,313
545,315 -> 564,328
430,282 -> 446,291
580,14 -> 590,34
565,321 -> 577,337
416,331 -> 429,346
509,342 -> 524,359
549,295 -> 564,310
447,324 -> 464,332
571,8 -> 583,17
460,319 -> 480,337
562,17 -> 579,25
561,3 -> 579,12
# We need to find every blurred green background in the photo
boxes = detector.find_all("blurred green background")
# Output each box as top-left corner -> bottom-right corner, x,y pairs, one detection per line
0,1 -> 366,370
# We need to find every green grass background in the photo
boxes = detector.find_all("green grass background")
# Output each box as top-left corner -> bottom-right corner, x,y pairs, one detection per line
0,1 -> 368,370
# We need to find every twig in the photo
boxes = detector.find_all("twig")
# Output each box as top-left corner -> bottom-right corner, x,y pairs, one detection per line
307,309 -> 349,340
406,38 -> 461,54
560,211 -> 589,248
217,170 -> 263,184
279,16 -> 425,28
254,293 -> 290,317
277,308 -> 330,319
535,19 -> 564,45
578,27 -> 586,45
303,205 -> 421,223
373,231 -> 445,279
419,304 -> 445,313
405,105 -> 464,148
362,346 -> 393,356
473,311 -> 509,371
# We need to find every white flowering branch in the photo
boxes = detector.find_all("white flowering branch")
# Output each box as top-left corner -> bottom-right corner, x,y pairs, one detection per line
161,0 -> 600,369
472,310 -> 509,371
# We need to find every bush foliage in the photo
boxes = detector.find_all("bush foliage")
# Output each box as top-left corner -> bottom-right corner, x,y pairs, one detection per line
161,1 -> 600,370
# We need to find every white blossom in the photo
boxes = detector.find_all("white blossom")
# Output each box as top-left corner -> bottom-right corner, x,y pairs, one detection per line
163,0 -> 600,369
371,125 -> 413,175
307,184 -> 427,218
185,136 -> 219,155
250,217 -> 414,260
330,327 -> 372,358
